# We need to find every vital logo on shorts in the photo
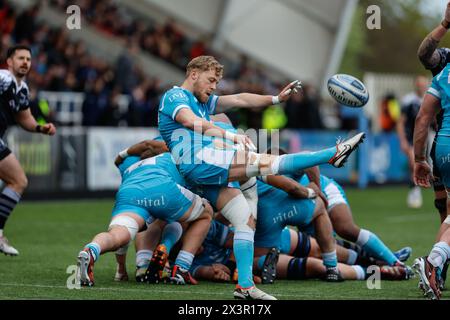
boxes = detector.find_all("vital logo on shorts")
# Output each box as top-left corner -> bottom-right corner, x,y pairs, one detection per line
134,195 -> 166,208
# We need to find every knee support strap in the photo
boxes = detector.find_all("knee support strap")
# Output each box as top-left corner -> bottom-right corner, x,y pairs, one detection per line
287,257 -> 308,280
185,195 -> 206,223
240,177 -> 258,220
221,193 -> 253,233
294,232 -> 312,258
109,215 -> 140,241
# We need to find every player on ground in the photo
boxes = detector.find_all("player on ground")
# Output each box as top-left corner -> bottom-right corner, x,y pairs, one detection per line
416,0 -> 450,289
158,55 -> 365,300
192,220 -> 410,283
396,76 -> 430,209
254,174 -> 412,282
412,62 -> 450,300
76,140 -> 213,286
0,45 -> 56,256
298,173 -> 411,267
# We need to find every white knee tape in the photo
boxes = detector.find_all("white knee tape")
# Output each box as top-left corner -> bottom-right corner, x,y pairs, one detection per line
444,216 -> 450,225
245,152 -> 261,178
109,216 -> 139,241
240,177 -> 258,220
185,195 -> 206,223
115,244 -> 129,255
220,194 -> 253,232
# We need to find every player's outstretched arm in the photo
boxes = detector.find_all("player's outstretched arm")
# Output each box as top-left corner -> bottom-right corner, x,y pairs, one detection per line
413,94 -> 440,187
263,175 -> 315,199
417,1 -> 450,69
114,140 -> 169,166
14,109 -> 56,135
215,80 -> 302,113
176,108 -> 255,150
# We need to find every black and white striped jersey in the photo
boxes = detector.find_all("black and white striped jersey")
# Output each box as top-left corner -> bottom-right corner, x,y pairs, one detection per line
0,69 -> 30,137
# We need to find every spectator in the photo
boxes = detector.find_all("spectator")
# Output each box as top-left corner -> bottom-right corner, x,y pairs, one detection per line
114,38 -> 140,94
285,83 -> 324,129
379,93 -> 400,132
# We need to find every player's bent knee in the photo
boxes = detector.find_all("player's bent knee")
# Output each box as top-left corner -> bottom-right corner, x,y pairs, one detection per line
221,193 -> 253,232
185,195 -> 210,223
109,215 -> 140,241
312,198 -> 326,218
9,174 -> 28,193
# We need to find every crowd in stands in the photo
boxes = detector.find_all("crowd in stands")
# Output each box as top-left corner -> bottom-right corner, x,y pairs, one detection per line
0,1 -> 326,130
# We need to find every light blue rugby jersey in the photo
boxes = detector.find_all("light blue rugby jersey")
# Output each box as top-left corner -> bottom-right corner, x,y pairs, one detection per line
428,64 -> 450,136
158,86 -> 220,158
118,153 -> 186,187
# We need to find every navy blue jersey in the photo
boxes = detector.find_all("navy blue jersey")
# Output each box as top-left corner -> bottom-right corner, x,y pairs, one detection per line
0,70 -> 30,137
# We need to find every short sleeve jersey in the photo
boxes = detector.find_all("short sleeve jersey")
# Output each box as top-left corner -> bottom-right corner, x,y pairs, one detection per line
426,65 -> 450,137
0,70 -> 30,137
158,86 -> 219,154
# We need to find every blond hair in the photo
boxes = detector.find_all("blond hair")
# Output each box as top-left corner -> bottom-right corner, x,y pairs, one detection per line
186,56 -> 224,78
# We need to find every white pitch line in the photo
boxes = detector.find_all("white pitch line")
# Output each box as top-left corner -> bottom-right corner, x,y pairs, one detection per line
0,282 -> 302,298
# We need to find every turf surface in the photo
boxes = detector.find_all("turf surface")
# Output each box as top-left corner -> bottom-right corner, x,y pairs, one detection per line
0,186 -> 444,300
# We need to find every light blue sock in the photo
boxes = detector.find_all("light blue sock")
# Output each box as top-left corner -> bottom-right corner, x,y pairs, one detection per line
234,230 -> 255,288
85,242 -> 101,262
428,242 -> 450,272
161,222 -> 183,253
276,147 -> 337,175
280,228 -> 291,254
136,250 -> 153,268
356,229 -> 398,266
322,250 -> 338,268
175,250 -> 195,271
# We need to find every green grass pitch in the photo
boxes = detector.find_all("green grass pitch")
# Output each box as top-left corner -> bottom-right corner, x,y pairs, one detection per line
0,186 -> 444,300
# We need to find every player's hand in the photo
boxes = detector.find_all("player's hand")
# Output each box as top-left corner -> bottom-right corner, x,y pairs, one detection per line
233,134 -> 257,152
40,123 -> 56,136
212,264 -> 231,282
277,80 -> 302,103
308,182 -> 328,208
413,160 -> 432,188
445,1 -> 450,22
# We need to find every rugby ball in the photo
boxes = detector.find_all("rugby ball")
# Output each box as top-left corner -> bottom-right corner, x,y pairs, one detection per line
327,74 -> 369,108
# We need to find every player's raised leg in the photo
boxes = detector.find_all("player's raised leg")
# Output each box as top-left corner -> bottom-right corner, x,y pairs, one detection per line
227,133 -> 365,183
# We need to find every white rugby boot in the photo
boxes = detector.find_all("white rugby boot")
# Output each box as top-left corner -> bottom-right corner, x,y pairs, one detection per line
329,132 -> 366,168
234,285 -> 277,300
0,236 -> 19,256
